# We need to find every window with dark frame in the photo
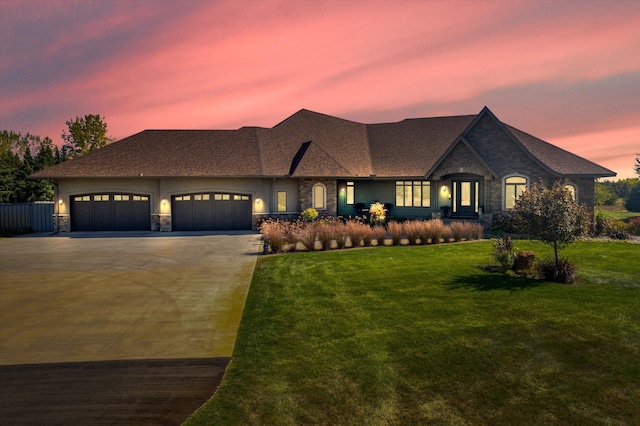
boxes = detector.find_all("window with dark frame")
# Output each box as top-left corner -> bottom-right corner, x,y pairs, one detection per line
395,181 -> 430,207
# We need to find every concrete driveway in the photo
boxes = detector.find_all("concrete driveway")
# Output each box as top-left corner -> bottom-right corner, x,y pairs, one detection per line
0,232 -> 260,365
0,232 -> 260,424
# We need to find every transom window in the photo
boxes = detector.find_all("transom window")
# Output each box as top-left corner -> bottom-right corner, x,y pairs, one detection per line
505,176 -> 528,209
395,181 -> 430,207
313,183 -> 326,210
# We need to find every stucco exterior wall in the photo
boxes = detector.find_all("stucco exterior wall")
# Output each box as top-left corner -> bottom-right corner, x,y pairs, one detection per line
55,177 -> 300,231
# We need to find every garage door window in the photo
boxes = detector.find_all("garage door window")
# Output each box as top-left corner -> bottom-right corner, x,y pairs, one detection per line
114,195 -> 130,201
74,195 -> 90,202
94,194 -> 109,201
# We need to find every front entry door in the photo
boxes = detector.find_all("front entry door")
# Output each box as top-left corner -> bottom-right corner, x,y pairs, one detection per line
452,180 -> 479,218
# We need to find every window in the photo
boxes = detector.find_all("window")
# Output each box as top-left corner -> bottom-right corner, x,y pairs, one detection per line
395,181 -> 430,207
277,191 -> 287,212
346,182 -> 355,205
564,184 -> 576,201
94,194 -> 109,201
505,176 -> 528,209
313,183 -> 326,209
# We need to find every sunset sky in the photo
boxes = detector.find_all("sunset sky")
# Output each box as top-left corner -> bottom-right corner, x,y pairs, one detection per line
1,0 -> 639,179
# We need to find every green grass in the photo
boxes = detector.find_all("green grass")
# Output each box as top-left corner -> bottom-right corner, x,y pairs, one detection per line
186,241 -> 640,425
596,207 -> 640,222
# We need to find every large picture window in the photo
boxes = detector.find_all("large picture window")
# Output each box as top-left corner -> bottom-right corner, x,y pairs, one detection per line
505,176 -> 528,209
395,181 -> 430,207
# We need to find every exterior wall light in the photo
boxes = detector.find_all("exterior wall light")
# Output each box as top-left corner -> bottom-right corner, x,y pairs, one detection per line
255,198 -> 262,204
58,199 -> 63,205
161,198 -> 167,205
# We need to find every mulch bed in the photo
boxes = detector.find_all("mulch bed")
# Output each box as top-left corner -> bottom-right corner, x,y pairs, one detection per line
0,357 -> 229,426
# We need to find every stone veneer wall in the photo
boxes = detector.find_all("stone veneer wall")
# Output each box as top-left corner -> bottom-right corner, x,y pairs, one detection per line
152,214 -> 172,232
55,214 -> 70,232
298,179 -> 337,216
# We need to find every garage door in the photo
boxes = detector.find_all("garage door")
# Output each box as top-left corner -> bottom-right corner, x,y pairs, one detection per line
71,193 -> 150,231
172,192 -> 252,231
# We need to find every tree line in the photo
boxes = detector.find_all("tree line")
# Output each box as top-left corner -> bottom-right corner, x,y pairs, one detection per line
595,175 -> 640,212
0,114 -> 113,203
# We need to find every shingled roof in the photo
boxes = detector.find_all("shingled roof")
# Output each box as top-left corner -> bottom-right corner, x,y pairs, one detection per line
32,107 -> 615,179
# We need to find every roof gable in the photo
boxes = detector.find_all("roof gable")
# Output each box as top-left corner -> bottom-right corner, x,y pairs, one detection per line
31,107 -> 616,180
258,109 -> 371,176
366,115 -> 475,177
427,136 -> 499,180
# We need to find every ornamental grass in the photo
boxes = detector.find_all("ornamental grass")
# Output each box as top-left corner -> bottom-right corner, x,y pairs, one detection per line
371,225 -> 387,245
386,221 -> 404,245
259,217 -> 485,253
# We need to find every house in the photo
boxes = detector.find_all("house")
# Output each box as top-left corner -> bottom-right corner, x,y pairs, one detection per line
32,107 -> 615,232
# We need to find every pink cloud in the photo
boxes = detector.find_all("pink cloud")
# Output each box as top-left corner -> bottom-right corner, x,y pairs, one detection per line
1,0 -> 639,179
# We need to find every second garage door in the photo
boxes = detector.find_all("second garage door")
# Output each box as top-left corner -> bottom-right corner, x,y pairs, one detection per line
172,192 -> 252,231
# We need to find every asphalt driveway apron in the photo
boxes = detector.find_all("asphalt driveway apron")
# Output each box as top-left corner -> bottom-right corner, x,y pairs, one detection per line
0,232 -> 260,425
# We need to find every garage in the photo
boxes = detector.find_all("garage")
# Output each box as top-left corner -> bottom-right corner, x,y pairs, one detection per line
71,193 -> 150,231
172,192 -> 252,231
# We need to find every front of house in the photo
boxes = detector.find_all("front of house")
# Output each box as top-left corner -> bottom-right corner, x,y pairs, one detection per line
32,107 -> 615,232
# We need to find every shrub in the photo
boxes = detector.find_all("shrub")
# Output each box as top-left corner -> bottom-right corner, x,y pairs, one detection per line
402,221 -> 421,244
449,222 -> 465,242
414,221 -> 430,244
334,222 -> 349,248
344,221 -> 362,247
301,208 -> 318,221
492,236 -> 517,269
539,257 -> 578,284
259,219 -> 286,252
371,225 -> 387,244
369,202 -> 387,225
361,224 -> 373,246
609,220 -> 630,240
425,219 -> 444,243
627,216 -> 640,235
491,212 -> 517,234
292,222 -> 317,250
387,221 -> 404,245
592,211 -> 615,236
316,222 -> 337,250
471,223 -> 484,240
441,226 -> 452,243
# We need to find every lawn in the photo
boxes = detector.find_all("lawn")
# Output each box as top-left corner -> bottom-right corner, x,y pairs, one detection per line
186,241 -> 640,425
596,206 -> 640,222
